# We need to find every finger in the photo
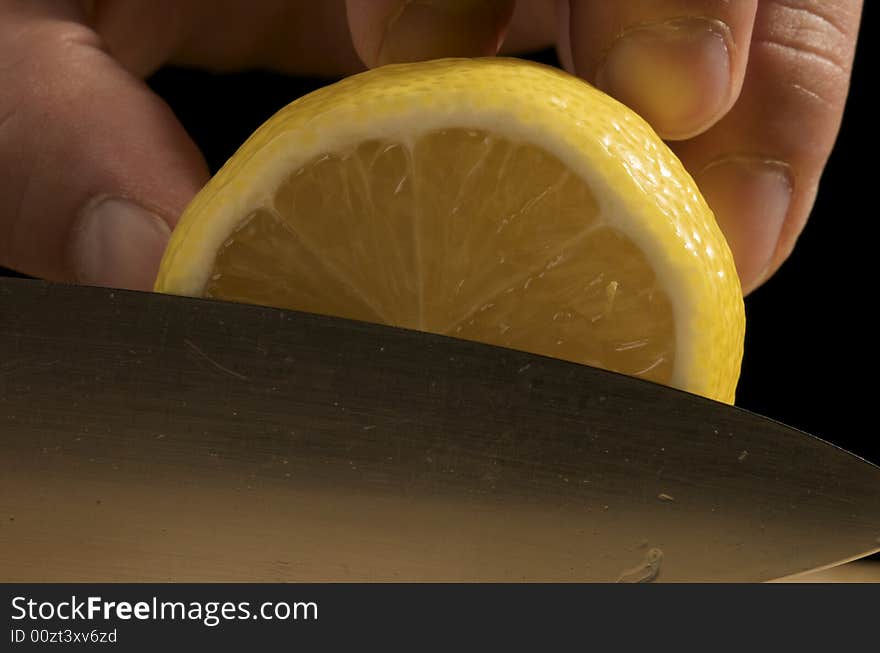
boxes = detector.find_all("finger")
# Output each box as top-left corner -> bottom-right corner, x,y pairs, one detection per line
554,0 -> 574,73
87,0 -> 365,77
81,0 -> 185,76
346,0 -> 516,68
0,0 -> 208,290
499,0 -> 557,56
673,0 -> 863,293
568,0 -> 758,140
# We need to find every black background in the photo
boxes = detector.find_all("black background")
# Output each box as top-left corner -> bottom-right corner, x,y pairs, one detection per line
2,5 -> 876,470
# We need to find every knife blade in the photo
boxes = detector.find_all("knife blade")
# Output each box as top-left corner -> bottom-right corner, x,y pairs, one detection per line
1,278 -> 878,582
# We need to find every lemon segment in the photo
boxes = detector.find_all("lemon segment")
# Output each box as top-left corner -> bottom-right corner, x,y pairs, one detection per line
156,58 -> 744,403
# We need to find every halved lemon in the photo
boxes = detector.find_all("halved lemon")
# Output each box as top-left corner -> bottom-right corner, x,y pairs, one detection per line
155,58 -> 744,403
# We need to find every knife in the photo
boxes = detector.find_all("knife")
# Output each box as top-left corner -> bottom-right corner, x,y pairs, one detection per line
1,277 -> 878,582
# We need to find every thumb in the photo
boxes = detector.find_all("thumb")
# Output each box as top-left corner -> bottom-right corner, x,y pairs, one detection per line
345,0 -> 516,67
0,1 -> 208,290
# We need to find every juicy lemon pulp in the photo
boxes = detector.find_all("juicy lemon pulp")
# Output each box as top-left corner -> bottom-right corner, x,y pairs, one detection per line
157,58 -> 743,403
207,128 -> 676,386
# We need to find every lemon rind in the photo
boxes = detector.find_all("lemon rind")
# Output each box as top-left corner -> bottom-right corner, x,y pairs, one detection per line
156,59 -> 743,403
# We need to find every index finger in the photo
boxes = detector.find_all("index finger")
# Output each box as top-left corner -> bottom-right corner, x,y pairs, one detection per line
346,0 -> 516,67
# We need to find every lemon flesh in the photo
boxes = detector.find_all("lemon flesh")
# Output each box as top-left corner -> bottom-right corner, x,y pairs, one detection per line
156,58 -> 744,403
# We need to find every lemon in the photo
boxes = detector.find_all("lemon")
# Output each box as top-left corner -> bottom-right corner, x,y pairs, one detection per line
155,58 -> 744,403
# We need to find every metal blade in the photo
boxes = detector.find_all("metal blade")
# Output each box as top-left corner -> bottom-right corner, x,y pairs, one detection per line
1,278 -> 878,582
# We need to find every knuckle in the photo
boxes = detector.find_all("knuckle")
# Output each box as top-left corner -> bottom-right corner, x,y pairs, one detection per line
743,1 -> 860,157
753,1 -> 859,84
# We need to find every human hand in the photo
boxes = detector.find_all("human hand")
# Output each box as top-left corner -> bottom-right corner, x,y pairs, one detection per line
0,1 -> 862,295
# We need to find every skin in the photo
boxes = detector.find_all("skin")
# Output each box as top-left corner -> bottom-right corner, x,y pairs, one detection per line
0,0 -> 863,294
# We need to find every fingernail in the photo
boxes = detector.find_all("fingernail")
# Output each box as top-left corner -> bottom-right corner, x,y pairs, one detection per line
696,157 -> 793,293
377,0 -> 511,66
71,196 -> 171,290
596,17 -> 732,140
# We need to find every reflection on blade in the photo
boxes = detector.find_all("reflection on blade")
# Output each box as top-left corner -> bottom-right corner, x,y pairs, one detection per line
1,279 -> 879,582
